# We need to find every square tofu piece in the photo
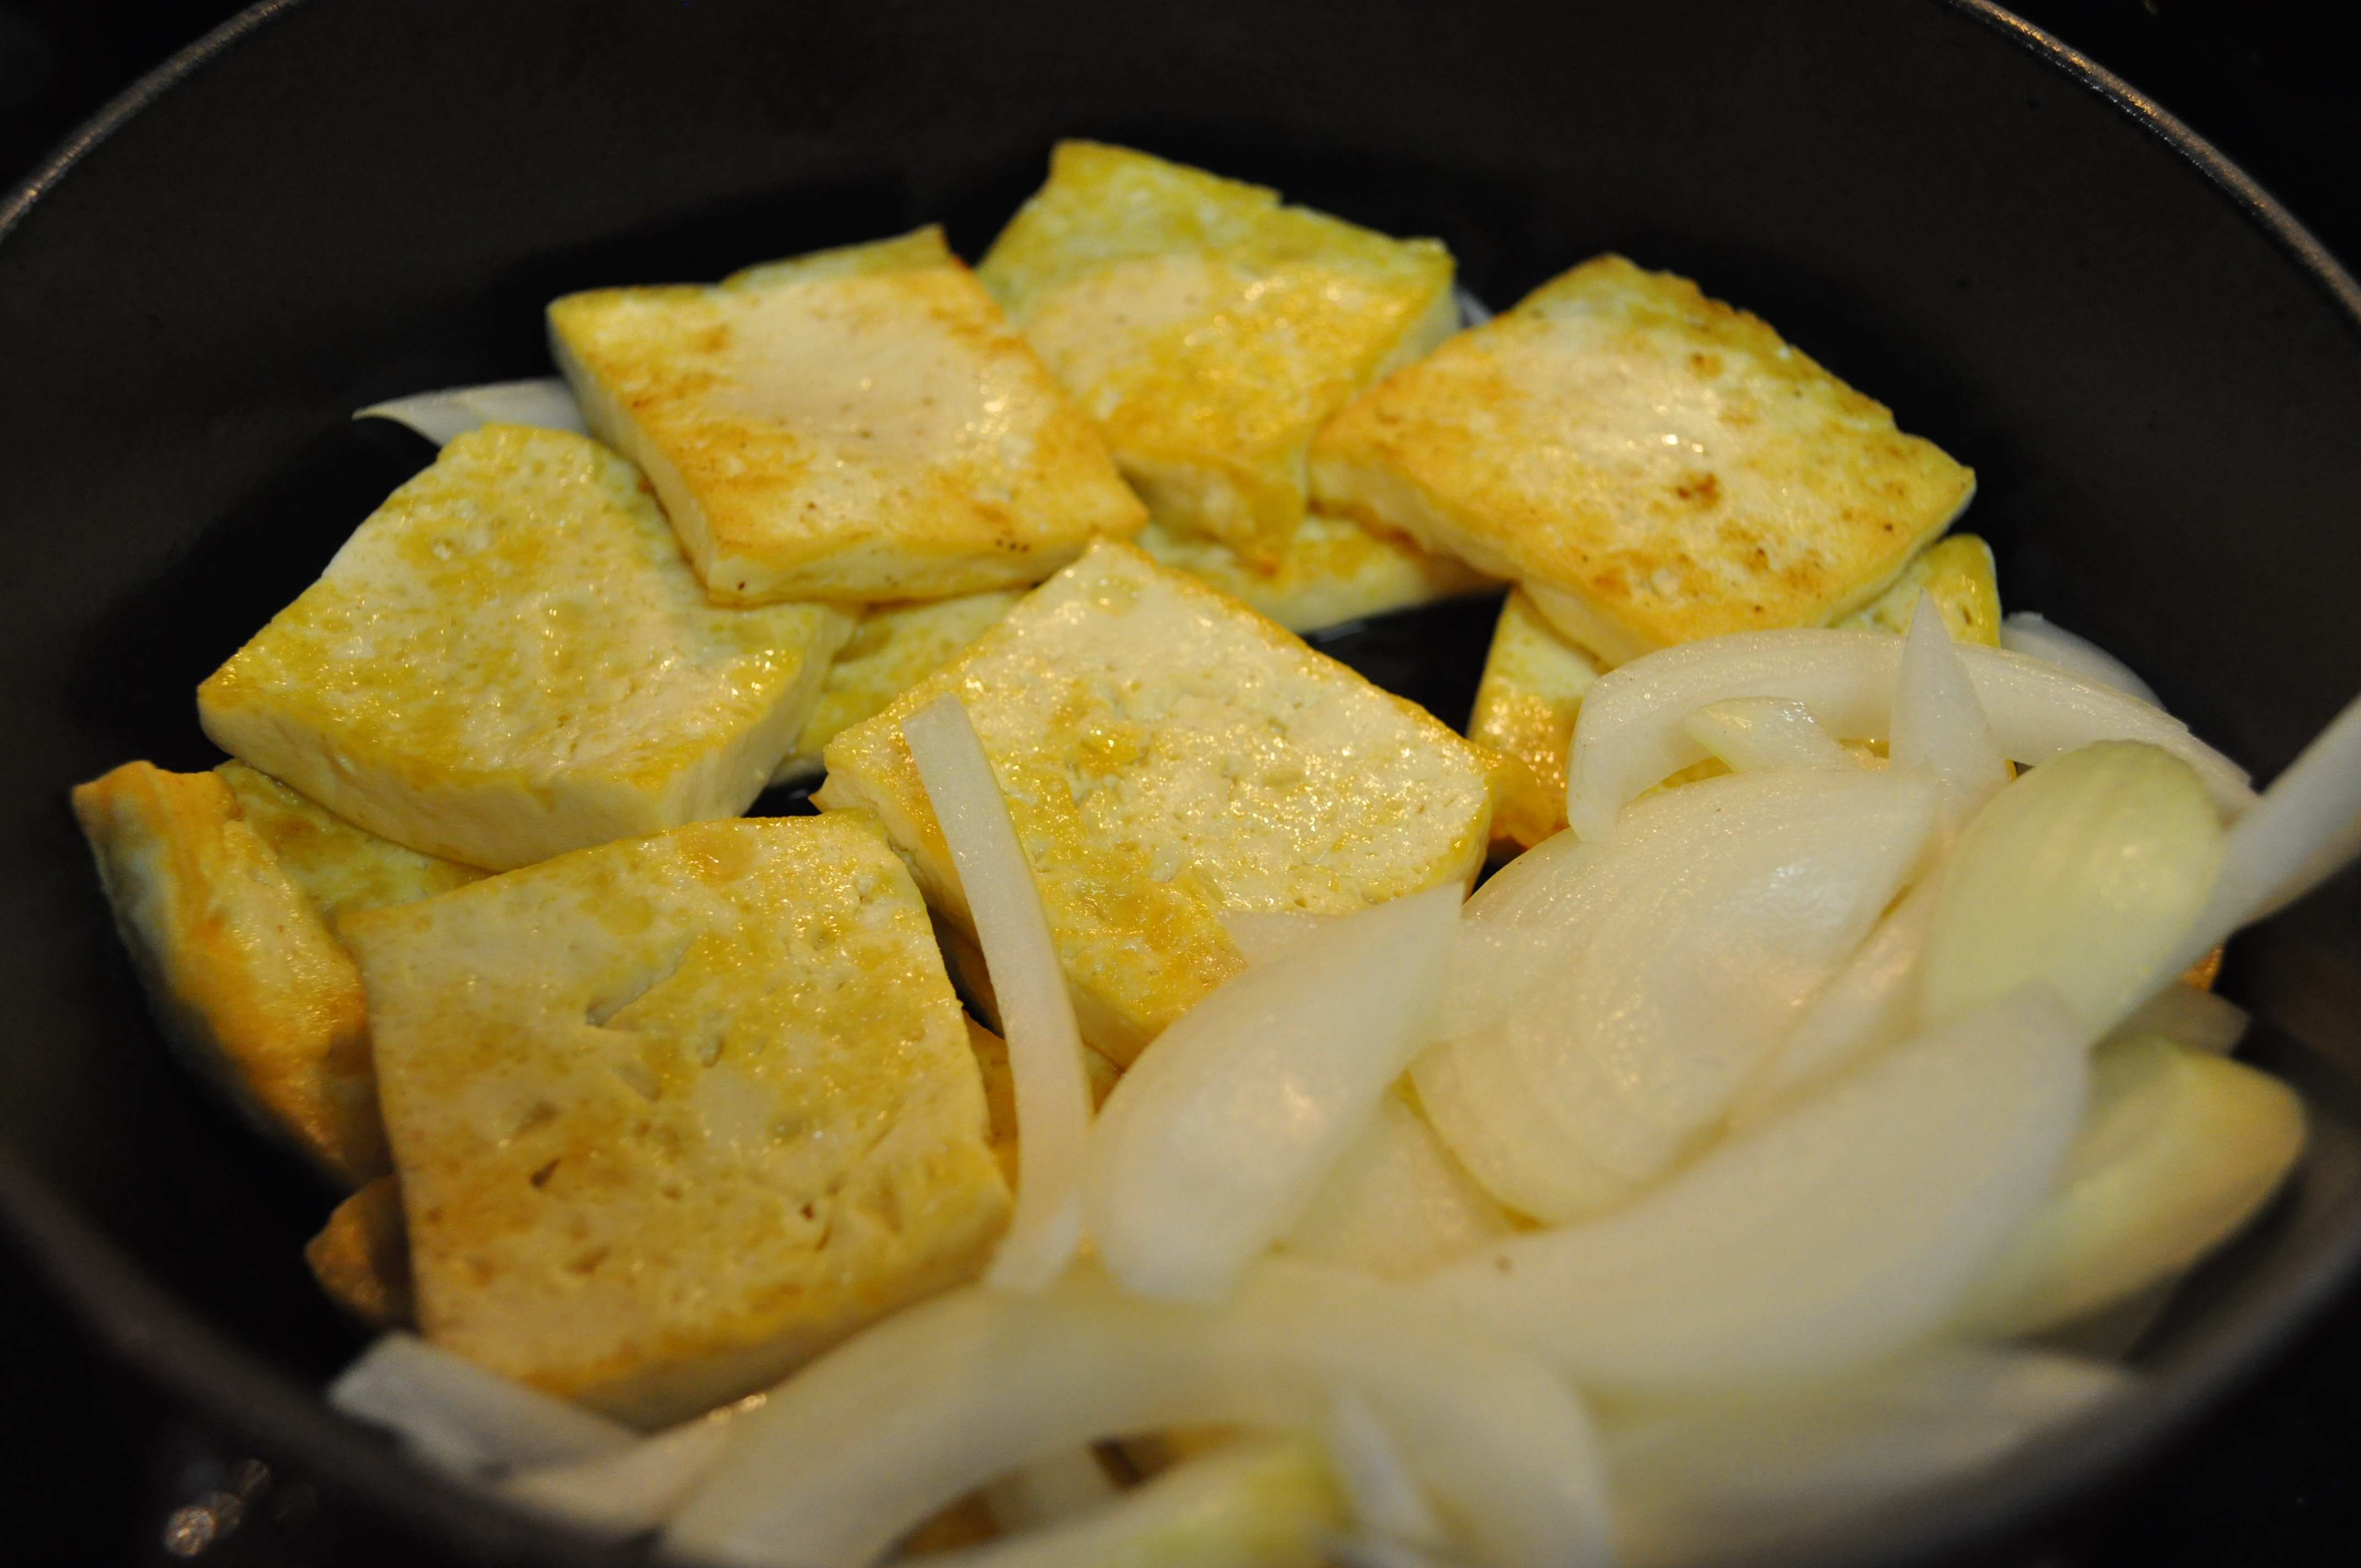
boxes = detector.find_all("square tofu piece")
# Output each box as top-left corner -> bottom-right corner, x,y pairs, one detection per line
978,143 -> 1459,565
341,815 -> 1010,1427
1135,514 -> 1493,634
1832,532 -> 2001,644
1466,590 -> 1603,852
199,425 -> 853,871
1312,255 -> 1977,666
549,227 -> 1145,606
816,541 -> 1497,1064
772,589 -> 1025,786
71,761 -> 482,1185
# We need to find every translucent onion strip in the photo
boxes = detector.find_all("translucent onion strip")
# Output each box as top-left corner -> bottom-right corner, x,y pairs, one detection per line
945,1436 -> 1341,1568
666,1262 -> 1612,1568
1326,1391 -> 1449,1551
2165,690 -> 2361,981
1954,1033 -> 2306,1337
904,695 -> 1092,1293
1418,988 -> 2088,1394
353,377 -> 586,444
1681,697 -> 1855,773
983,1446 -> 1120,1532
328,1333 -> 635,1478
503,1407 -> 748,1539
2115,981 -> 2250,1056
1088,883 -> 1461,1301
1604,1347 -> 2132,1568
2000,613 -> 2161,706
1564,630 -> 2253,841
1890,593 -> 2010,835
1281,1090 -> 1514,1279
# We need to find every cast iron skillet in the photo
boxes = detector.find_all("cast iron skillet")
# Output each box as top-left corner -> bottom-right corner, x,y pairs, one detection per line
6,1 -> 2361,1562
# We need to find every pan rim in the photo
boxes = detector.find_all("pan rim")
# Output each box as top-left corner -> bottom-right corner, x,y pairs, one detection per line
4,2 -> 2359,1563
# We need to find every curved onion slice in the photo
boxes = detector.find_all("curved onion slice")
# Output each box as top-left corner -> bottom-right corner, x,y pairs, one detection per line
1281,1090 -> 1513,1278
1564,630 -> 2253,841
1605,1346 -> 2132,1568
1326,1391 -> 1448,1550
1219,909 -> 1340,966
1681,698 -> 1854,773
1890,594 -> 2010,834
1954,1033 -> 2306,1337
503,1405 -> 748,1539
1087,884 -> 1462,1302
2000,613 -> 2161,706
1729,878 -> 1940,1128
353,377 -> 586,444
328,1333 -> 634,1478
1923,742 -> 2224,1041
1415,770 -> 1936,1221
666,1262 -> 1612,1568
2165,690 -> 2361,980
1418,988 -> 2087,1394
904,695 -> 1094,1293
944,1436 -> 1341,1568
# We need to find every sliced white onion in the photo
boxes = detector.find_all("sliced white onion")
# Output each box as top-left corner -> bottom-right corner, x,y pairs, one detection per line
2164,691 -> 2361,981
502,1404 -> 748,1539
1454,287 -> 1494,327
983,1446 -> 1119,1532
1087,884 -> 1462,1302
1923,742 -> 2225,1042
1730,878 -> 1940,1128
1219,908 -> 1340,966
2114,981 -> 2249,1056
1418,987 -> 2088,1394
1564,630 -> 2253,842
2000,613 -> 2161,707
667,1261 -> 1612,1568
944,1436 -> 1341,1568
328,1333 -> 635,1479
1604,1346 -> 2132,1568
1954,1033 -> 2306,1337
1415,769 -> 1936,1221
1326,1391 -> 1448,1551
1681,697 -> 1855,773
1281,1089 -> 1513,1278
353,377 -> 586,444
904,695 -> 1094,1293
1890,593 -> 2011,835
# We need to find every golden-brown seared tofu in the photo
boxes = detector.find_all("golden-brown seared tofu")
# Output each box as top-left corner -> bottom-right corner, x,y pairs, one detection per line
979,143 -> 1457,565
772,590 -> 1025,786
1467,590 -> 1602,852
815,541 -> 1497,1064
549,228 -> 1145,606
307,1175 -> 415,1329
342,816 -> 1010,1428
1833,532 -> 2001,645
1135,515 -> 1492,634
70,761 -> 481,1186
199,426 -> 852,872
1312,255 -> 1976,666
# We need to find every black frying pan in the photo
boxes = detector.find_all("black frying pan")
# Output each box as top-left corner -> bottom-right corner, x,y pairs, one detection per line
6,1 -> 2361,1563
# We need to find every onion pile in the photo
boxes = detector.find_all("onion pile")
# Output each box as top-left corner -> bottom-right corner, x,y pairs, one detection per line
328,611 -> 2361,1567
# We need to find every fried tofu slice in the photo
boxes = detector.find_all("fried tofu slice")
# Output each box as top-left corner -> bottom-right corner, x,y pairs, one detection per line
342,815 -> 1010,1428
549,227 -> 1145,606
979,143 -> 1457,565
1832,532 -> 2001,645
772,591 -> 1025,786
307,1176 -> 415,1329
71,760 -> 482,1186
816,541 -> 1496,1064
1312,255 -> 1976,666
199,425 -> 852,871
1470,534 -> 2002,851
1135,514 -> 1492,633
1467,590 -> 1603,852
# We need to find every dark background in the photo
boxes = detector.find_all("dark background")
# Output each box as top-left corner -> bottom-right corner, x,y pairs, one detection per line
4,0 -> 2358,1562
